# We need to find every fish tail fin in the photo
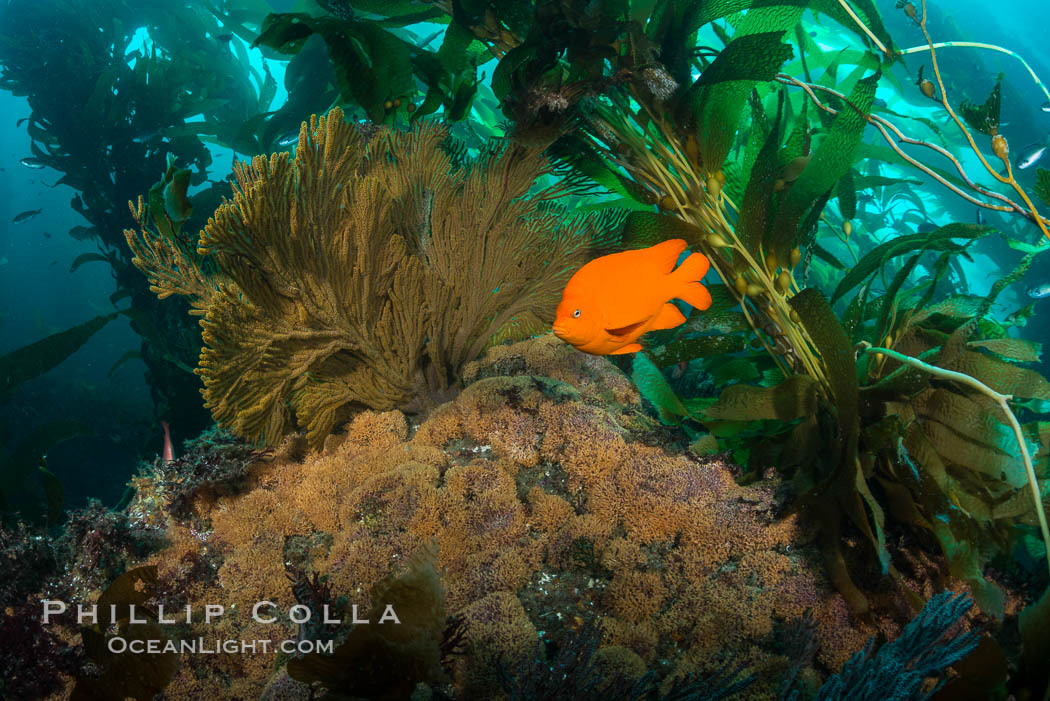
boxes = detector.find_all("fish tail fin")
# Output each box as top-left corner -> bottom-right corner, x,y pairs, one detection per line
678,282 -> 713,311
673,251 -> 710,282
672,252 -> 713,311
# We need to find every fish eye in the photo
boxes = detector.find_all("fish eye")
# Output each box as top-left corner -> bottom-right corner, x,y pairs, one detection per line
573,309 -> 581,318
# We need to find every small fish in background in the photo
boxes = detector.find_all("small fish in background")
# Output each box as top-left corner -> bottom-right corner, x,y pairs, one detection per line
131,129 -> 164,144
1027,281 -> 1050,299
215,33 -> 234,43
975,209 -> 984,225
1042,101 -> 1050,113
1015,142 -> 1047,170
69,225 -> 94,240
0,256 -> 8,267
20,156 -> 45,169
42,231 -> 51,238
49,260 -> 57,266
161,420 -> 175,462
779,155 -> 811,186
552,239 -> 712,355
276,131 -> 299,147
12,208 -> 42,223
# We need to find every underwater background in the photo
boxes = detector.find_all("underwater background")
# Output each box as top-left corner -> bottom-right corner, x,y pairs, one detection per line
1,0 -> 1050,699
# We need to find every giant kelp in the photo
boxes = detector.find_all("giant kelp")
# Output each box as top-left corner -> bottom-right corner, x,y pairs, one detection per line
0,313 -> 119,403
631,224 -> 1050,620
126,108 -> 616,446
0,0 -> 326,442
0,314 -> 119,519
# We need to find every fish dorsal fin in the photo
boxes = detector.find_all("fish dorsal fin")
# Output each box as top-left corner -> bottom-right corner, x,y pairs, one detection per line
647,238 -> 689,273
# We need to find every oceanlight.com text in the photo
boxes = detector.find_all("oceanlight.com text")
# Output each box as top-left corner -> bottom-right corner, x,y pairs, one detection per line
105,637 -> 334,655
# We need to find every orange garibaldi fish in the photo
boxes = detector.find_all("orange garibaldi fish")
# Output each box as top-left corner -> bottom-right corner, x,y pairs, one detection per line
552,238 -> 712,355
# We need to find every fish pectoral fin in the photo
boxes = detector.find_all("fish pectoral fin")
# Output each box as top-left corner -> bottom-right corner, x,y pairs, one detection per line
609,343 -> 643,355
605,319 -> 648,337
651,303 -> 687,330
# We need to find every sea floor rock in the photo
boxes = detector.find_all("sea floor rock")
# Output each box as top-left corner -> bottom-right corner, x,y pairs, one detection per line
78,335 -> 886,699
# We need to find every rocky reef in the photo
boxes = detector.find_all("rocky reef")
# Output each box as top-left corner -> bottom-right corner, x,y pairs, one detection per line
12,334 -> 985,700
117,335 -> 901,699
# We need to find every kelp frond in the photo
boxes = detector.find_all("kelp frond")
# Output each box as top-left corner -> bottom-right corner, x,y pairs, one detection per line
858,340 -> 1050,588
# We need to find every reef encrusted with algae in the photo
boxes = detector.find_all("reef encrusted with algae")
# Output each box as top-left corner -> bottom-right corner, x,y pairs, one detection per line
33,335 -> 976,700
